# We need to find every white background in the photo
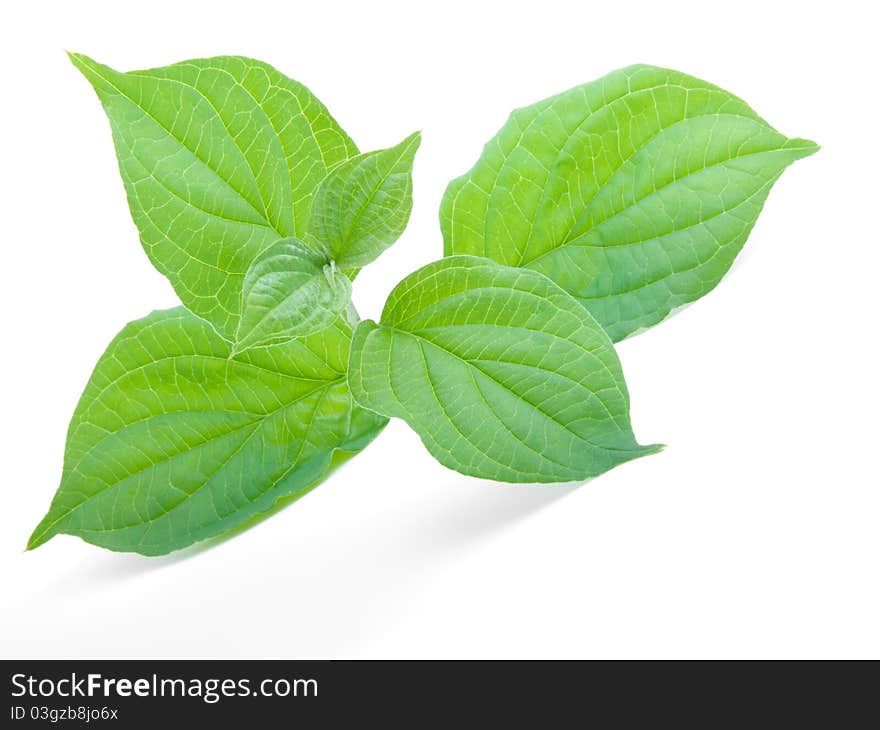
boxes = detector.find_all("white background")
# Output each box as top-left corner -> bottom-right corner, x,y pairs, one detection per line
1,0 -> 877,658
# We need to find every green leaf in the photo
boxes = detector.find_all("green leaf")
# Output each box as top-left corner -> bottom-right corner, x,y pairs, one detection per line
348,256 -> 658,483
28,308 -> 386,555
440,65 -> 818,341
307,132 -> 420,269
234,238 -> 352,355
70,53 -> 358,340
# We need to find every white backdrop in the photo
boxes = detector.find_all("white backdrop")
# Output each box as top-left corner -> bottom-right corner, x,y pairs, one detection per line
1,0 -> 877,658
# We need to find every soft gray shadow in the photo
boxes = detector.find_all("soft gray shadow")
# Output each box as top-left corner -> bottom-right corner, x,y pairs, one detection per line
22,547 -> 188,600
36,478 -> 587,656
70,478 -> 582,589
293,480 -> 585,654
413,480 -> 581,548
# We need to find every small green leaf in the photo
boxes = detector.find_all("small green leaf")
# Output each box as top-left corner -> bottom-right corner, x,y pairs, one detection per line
348,256 -> 658,483
307,132 -> 420,270
234,238 -> 352,355
441,65 -> 818,341
29,308 -> 386,555
70,53 -> 358,340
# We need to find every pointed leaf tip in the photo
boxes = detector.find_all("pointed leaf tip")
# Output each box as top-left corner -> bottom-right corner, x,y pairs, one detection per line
348,257 -> 656,483
441,65 -> 820,342
306,130 -> 421,270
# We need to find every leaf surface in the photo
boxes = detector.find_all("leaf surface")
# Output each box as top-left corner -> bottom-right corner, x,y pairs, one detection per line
348,256 -> 658,483
307,132 -> 420,269
234,238 -> 352,354
71,53 -> 358,339
441,65 -> 817,341
29,308 -> 386,555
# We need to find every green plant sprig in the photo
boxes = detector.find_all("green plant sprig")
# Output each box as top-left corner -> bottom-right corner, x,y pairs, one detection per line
29,56 -> 815,555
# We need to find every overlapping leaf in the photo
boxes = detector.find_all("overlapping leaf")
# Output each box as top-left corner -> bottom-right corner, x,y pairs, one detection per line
71,53 -> 358,339
348,256 -> 658,483
234,238 -> 352,355
307,131 -> 421,270
29,308 -> 386,555
441,65 -> 818,341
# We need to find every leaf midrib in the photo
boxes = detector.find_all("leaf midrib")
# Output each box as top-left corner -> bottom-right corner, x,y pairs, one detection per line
474,77 -> 675,263
80,56 -> 282,235
337,137 -> 417,257
519,133 -> 795,268
567,175 -> 780,302
31,375 -> 344,546
383,323 -> 633,449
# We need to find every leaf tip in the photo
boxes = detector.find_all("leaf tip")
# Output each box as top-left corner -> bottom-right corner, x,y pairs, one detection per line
788,137 -> 821,159
66,51 -> 108,87
370,130 -> 421,160
396,130 -> 422,160
26,525 -> 51,552
66,50 -> 91,70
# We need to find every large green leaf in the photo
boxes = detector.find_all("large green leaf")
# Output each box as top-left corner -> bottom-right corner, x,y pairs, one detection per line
307,131 -> 421,270
70,53 -> 358,339
234,238 -> 352,355
28,308 -> 386,555
348,256 -> 658,483
441,65 -> 818,341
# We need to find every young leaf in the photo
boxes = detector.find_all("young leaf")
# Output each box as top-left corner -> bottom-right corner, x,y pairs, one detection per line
348,256 -> 659,483
70,53 -> 358,340
234,238 -> 352,355
28,308 -> 386,555
440,65 -> 818,341
307,132 -> 421,269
